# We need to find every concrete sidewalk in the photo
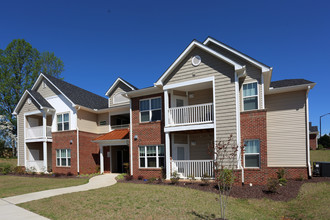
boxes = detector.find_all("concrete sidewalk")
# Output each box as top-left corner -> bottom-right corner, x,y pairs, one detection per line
0,173 -> 118,219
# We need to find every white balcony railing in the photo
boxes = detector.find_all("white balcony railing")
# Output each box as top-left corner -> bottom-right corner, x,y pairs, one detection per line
171,160 -> 214,179
26,160 -> 45,173
168,103 -> 213,126
26,126 -> 52,139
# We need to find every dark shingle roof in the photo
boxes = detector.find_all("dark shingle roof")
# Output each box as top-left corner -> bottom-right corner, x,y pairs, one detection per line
43,74 -> 108,110
270,79 -> 314,89
309,122 -> 318,133
118,77 -> 138,90
28,90 -> 54,109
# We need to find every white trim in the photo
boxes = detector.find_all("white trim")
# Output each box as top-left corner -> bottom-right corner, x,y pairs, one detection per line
234,73 -> 241,169
306,86 -> 312,177
129,100 -> 133,176
100,146 -> 104,174
261,73 -> 265,109
56,112 -> 70,131
17,114 -> 20,166
24,115 -> 27,167
13,90 -> 51,115
24,110 -> 42,116
105,78 -> 136,97
212,77 -> 217,162
267,83 -> 316,95
155,40 -> 243,86
165,132 -> 170,179
77,127 -> 80,174
164,123 -> 214,132
139,97 -> 162,123
55,149 -> 71,167
243,139 -> 261,169
138,145 -> 164,169
164,90 -> 169,127
25,138 -> 52,143
242,81 -> 259,111
163,76 -> 215,90
203,37 -> 270,72
125,86 -> 162,98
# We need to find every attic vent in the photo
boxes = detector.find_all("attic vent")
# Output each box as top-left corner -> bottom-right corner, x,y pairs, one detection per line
192,55 -> 201,66
27,98 -> 32,104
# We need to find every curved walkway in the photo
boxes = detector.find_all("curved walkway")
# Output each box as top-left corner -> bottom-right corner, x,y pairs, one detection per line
0,173 -> 118,220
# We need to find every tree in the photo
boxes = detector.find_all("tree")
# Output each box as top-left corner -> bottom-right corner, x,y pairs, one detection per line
209,134 -> 243,219
318,134 -> 330,149
0,39 -> 64,151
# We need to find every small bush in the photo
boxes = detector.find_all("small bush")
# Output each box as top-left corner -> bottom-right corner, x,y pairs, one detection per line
318,144 -> 324,150
125,175 -> 133,181
278,177 -> 287,186
276,168 -> 285,179
138,175 -> 144,180
13,166 -> 25,175
170,171 -> 180,184
188,174 -> 195,183
1,164 -> 12,175
201,173 -> 210,185
267,178 -> 279,193
53,173 -> 62,177
147,177 -> 157,183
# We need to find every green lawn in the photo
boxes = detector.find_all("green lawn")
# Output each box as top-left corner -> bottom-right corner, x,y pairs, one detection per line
310,149 -> 330,165
0,175 -> 88,198
0,158 -> 17,167
19,182 -> 330,220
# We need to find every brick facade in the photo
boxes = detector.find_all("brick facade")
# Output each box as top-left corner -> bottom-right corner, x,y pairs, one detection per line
310,133 -> 318,150
239,110 -> 308,185
52,130 -> 100,175
131,93 -> 165,179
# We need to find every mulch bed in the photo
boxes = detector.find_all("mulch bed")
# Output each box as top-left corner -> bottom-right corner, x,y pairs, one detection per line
118,177 -> 330,202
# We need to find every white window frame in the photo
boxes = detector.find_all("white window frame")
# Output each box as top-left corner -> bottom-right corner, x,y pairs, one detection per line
57,112 -> 70,131
56,149 -> 71,167
242,82 -> 259,111
139,97 -> 162,123
139,145 -> 164,168
244,139 -> 260,168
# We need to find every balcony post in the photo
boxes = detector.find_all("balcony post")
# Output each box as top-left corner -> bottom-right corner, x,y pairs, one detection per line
43,141 -> 48,172
100,145 -> 104,174
164,90 -> 169,127
165,132 -> 170,179
42,111 -> 47,138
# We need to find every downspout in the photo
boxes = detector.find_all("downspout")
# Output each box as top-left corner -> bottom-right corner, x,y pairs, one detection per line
76,106 -> 81,175
306,86 -> 311,178
129,99 -> 133,176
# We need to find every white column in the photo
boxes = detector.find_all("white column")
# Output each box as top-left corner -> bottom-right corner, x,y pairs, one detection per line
164,90 -> 169,127
165,132 -> 171,179
42,111 -> 48,172
100,145 -> 104,174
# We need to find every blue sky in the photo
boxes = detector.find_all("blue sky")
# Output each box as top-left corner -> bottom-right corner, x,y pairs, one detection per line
1,0 -> 329,135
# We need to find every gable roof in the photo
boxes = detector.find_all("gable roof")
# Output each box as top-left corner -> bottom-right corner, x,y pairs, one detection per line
13,90 -> 54,115
309,122 -> 318,133
270,79 -> 314,88
32,73 -> 108,110
203,37 -> 271,71
105,77 -> 137,97
155,40 -> 244,86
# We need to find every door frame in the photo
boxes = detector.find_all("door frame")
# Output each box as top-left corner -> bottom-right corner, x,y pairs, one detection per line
171,134 -> 190,160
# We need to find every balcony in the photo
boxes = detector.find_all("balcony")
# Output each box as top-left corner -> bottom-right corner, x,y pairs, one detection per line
26,126 -> 52,139
171,160 -> 214,179
168,103 -> 213,126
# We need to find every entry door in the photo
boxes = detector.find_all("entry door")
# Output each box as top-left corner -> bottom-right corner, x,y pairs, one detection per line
116,150 -> 123,173
103,147 -> 110,173
172,134 -> 189,160
171,95 -> 187,107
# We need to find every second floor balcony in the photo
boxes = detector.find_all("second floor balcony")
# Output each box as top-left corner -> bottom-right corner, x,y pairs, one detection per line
26,126 -> 52,139
167,103 -> 213,126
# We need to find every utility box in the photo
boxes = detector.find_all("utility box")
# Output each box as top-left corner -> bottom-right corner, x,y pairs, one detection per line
313,162 -> 330,177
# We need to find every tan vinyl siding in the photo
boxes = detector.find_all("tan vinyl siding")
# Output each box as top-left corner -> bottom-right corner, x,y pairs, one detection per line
266,91 -> 307,167
97,113 -> 109,134
207,43 -> 263,110
17,97 -> 40,166
109,82 -> 132,107
36,80 -> 59,98
188,88 -> 213,105
77,110 -> 98,133
164,47 -> 237,142
189,132 -> 213,160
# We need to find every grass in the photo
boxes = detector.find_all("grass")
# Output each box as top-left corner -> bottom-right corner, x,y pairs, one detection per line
19,181 -> 330,220
310,149 -> 330,165
0,175 -> 89,198
0,158 -> 17,168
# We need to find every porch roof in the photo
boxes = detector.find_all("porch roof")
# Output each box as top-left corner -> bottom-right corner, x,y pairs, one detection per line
93,128 -> 129,141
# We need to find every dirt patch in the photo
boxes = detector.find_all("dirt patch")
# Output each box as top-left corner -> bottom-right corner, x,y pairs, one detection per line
118,177 -> 330,202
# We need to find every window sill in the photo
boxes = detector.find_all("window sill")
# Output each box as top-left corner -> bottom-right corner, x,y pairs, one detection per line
244,167 -> 260,170
139,120 -> 162,125
56,166 -> 71,168
138,167 -> 162,170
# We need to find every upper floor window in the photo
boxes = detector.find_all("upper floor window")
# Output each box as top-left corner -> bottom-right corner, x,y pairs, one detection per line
243,82 -> 258,111
140,97 -> 162,122
244,139 -> 260,168
57,113 -> 69,131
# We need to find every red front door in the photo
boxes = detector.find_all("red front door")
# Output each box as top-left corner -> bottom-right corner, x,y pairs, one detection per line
103,146 -> 110,173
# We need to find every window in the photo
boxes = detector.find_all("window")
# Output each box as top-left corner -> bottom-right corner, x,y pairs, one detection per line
243,82 -> 258,111
56,149 -> 71,167
140,97 -> 162,122
139,145 -> 164,168
57,113 -> 69,131
244,140 -> 260,168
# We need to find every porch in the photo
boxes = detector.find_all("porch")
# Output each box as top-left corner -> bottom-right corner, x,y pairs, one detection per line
169,130 -> 215,179
25,142 -> 52,173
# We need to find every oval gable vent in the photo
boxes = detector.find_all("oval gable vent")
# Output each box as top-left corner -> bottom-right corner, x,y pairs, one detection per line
192,55 -> 201,66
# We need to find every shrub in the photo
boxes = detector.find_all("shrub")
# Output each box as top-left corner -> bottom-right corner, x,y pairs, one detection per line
295,174 -> 304,181
201,173 -> 210,185
0,164 -> 12,175
276,168 -> 287,185
267,178 -> 279,193
125,175 -> 133,181
13,166 -> 25,175
187,174 -> 195,183
318,144 -> 324,150
115,173 -> 126,180
147,177 -> 157,183
170,171 -> 180,184
138,175 -> 144,180
216,169 -> 235,190
53,173 -> 62,177
279,177 -> 287,186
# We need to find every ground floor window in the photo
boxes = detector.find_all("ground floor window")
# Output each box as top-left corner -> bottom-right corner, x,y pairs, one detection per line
244,139 -> 260,168
56,149 -> 71,167
139,145 -> 164,168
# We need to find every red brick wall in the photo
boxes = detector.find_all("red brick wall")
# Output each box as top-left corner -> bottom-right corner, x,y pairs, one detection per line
240,110 -> 308,185
52,130 -> 100,175
310,133 -> 317,150
131,93 -> 165,179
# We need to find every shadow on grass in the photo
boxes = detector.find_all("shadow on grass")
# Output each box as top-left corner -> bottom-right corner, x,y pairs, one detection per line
189,211 -> 217,220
